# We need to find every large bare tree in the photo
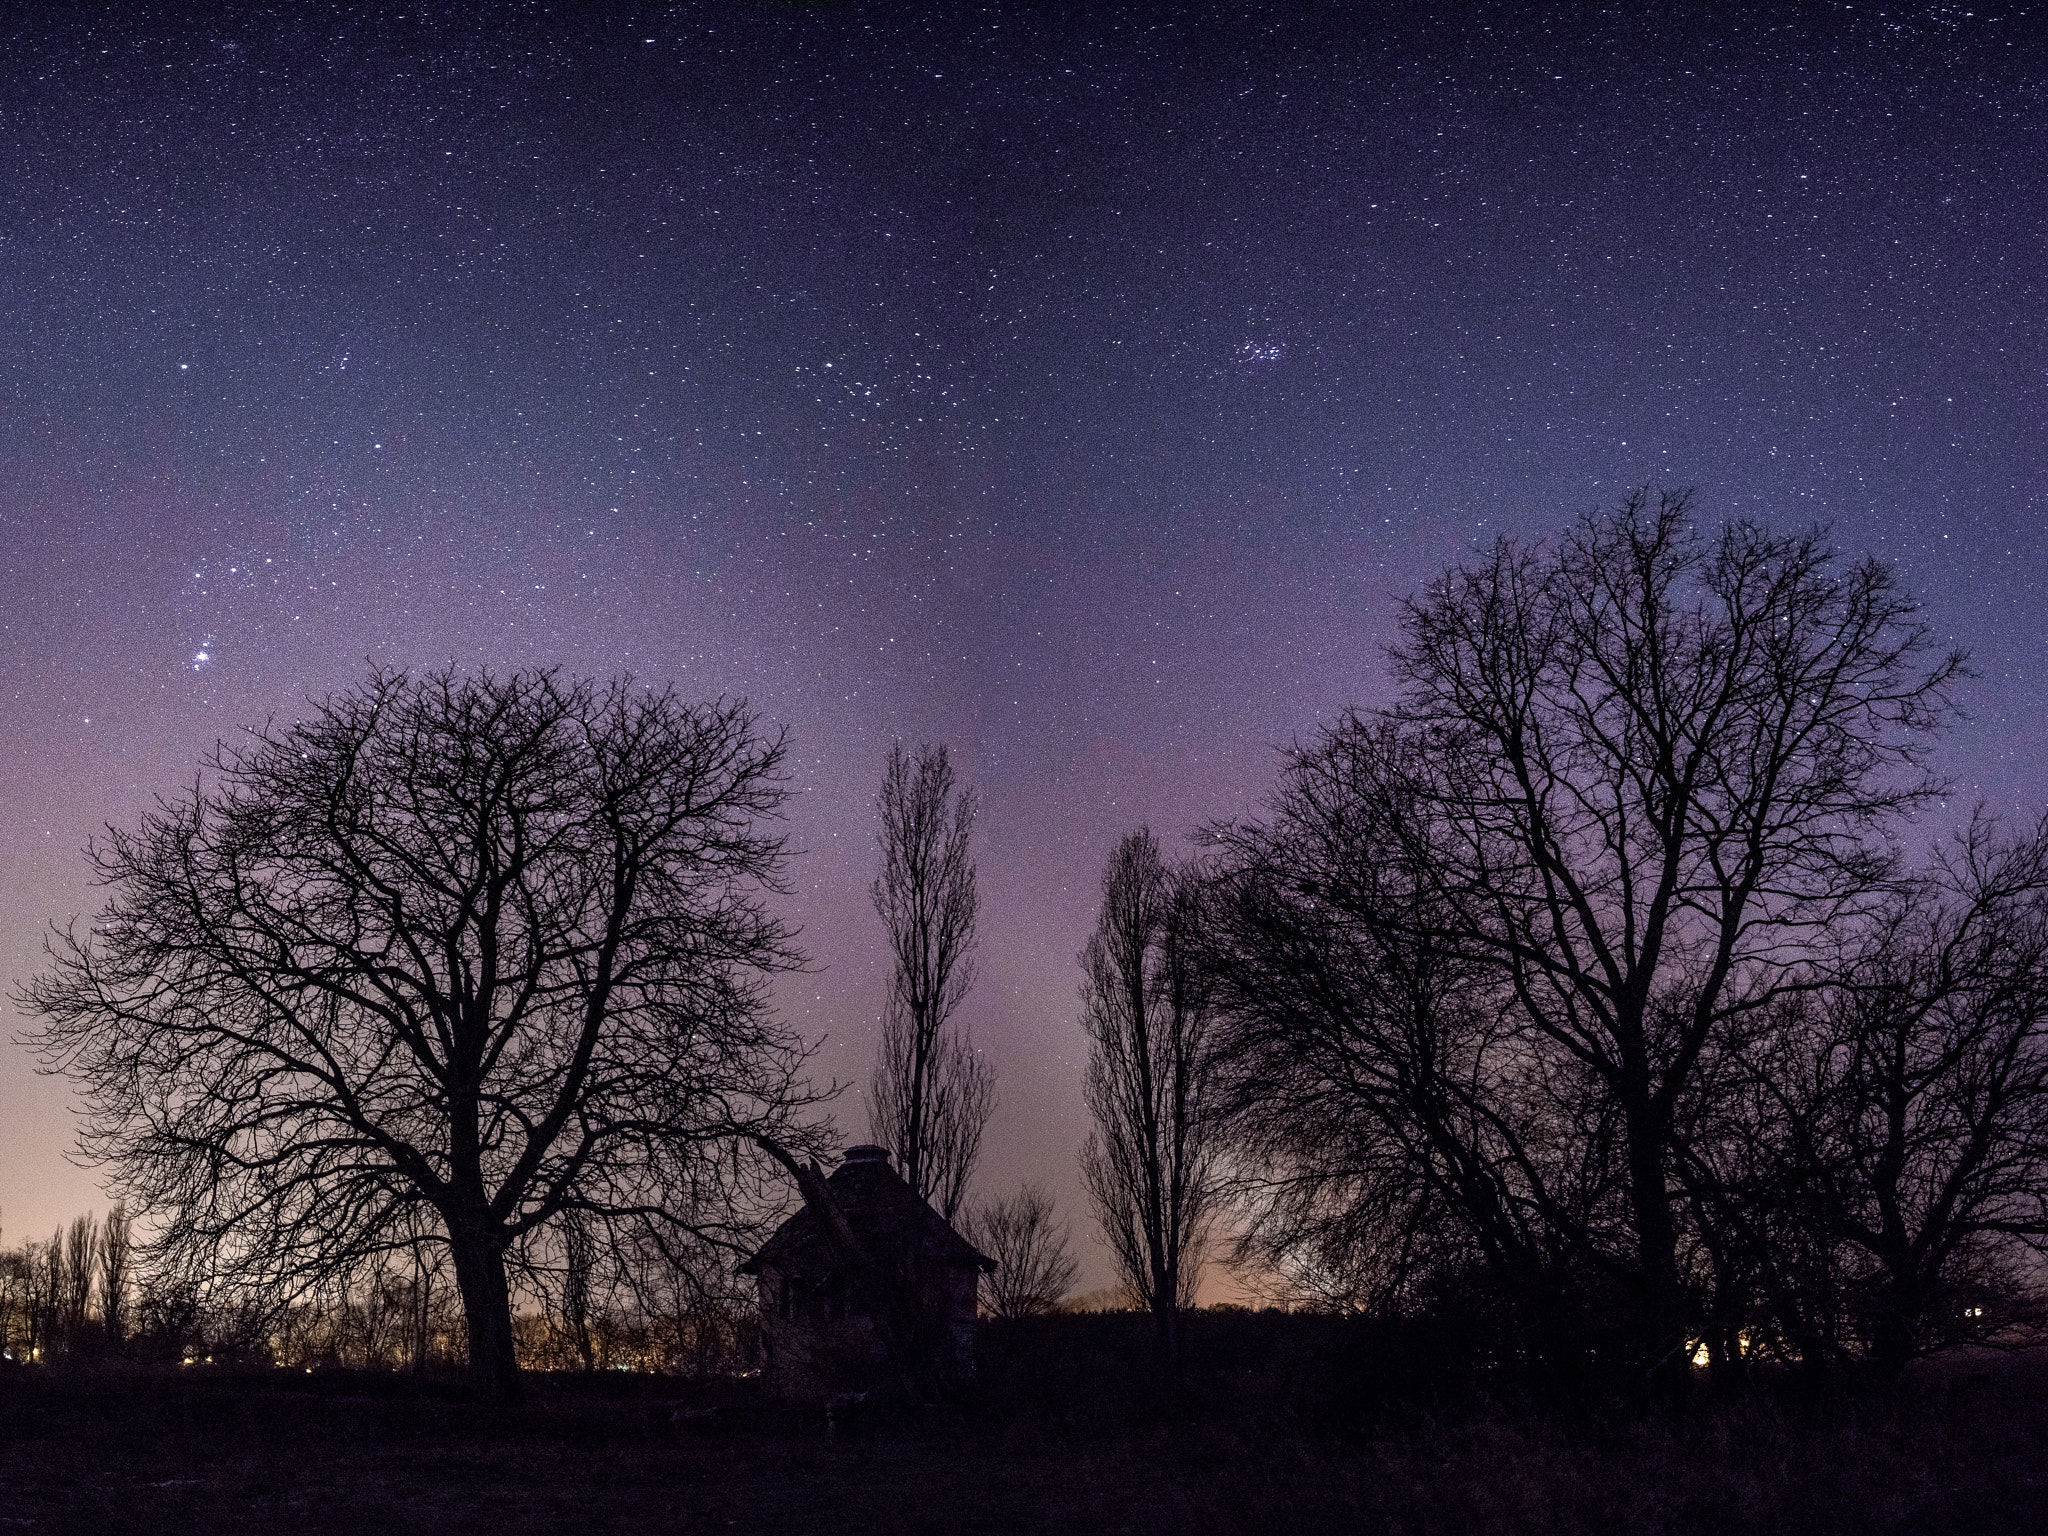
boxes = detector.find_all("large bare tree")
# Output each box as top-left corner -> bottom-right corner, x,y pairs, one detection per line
1373,493 -> 1962,1385
22,667 -> 823,1399
1080,829 -> 1217,1356
1193,497 -> 1972,1389
866,742 -> 993,1223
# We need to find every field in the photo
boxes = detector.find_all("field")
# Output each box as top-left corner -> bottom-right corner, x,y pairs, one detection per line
1,1317 -> 2044,1535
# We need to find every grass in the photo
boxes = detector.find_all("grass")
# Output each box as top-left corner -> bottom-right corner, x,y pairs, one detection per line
1,1319 -> 2044,1534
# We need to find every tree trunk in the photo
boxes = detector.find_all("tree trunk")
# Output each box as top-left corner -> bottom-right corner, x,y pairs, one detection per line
449,1220 -> 521,1401
1525,1271 -> 1586,1399
1782,1298 -> 1833,1394
1623,1105 -> 1689,1399
1869,1279 -> 1917,1379
1704,1326 -> 1745,1393
1147,1193 -> 1179,1365
1151,1288 -> 1179,1366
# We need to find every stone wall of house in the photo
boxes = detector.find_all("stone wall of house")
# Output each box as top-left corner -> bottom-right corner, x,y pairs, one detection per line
753,1262 -> 982,1402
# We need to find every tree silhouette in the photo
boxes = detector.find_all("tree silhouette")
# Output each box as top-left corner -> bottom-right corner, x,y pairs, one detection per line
1795,814 -> 2048,1373
1080,829 -> 1217,1356
1199,494 -> 1966,1389
968,1184 -> 1080,1319
22,667 -> 822,1400
866,743 -> 993,1223
98,1202 -> 132,1347
1384,493 -> 1963,1386
1198,724 -> 1568,1332
59,1215 -> 96,1347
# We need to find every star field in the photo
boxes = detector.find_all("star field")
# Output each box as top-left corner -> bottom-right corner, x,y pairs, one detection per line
1,4 -> 2043,1292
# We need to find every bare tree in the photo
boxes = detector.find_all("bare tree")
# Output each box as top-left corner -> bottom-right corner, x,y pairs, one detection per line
1197,724 -> 1579,1336
396,1208 -> 446,1373
1370,493 -> 1962,1386
867,742 -> 994,1223
98,1202 -> 132,1346
22,667 -> 826,1400
131,1275 -> 200,1364
34,1231 -> 61,1360
60,1215 -> 97,1345
0,1244 -> 28,1362
1080,829 -> 1218,1356
1190,497 -> 1970,1390
968,1184 -> 1080,1319
1792,814 -> 2048,1373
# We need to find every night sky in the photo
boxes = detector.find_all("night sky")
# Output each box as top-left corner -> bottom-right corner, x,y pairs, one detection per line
2,4 -> 2043,1294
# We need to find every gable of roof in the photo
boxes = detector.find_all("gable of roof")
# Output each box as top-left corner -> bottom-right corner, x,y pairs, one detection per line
740,1145 -> 996,1276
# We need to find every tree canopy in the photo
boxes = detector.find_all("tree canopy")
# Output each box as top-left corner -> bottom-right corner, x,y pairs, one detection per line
1199,494 -> 1986,1385
22,667 -> 823,1398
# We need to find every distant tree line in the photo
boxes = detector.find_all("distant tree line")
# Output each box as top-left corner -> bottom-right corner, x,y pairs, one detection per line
0,1201 -> 763,1377
1075,494 -> 2048,1391
0,1205 -> 134,1364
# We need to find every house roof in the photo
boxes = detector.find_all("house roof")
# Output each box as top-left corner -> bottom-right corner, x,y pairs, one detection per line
739,1145 -> 996,1276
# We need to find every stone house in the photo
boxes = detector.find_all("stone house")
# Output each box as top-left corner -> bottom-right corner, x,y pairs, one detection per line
739,1144 -> 995,1401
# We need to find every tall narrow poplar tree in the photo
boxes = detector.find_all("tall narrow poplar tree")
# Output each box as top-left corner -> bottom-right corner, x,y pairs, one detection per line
1080,829 -> 1217,1357
867,743 -> 994,1222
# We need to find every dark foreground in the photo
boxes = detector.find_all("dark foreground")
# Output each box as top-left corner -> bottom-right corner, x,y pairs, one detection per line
2,1327 -> 2044,1534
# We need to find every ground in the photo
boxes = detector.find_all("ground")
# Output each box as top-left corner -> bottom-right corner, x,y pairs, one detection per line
1,1336 -> 2044,1534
